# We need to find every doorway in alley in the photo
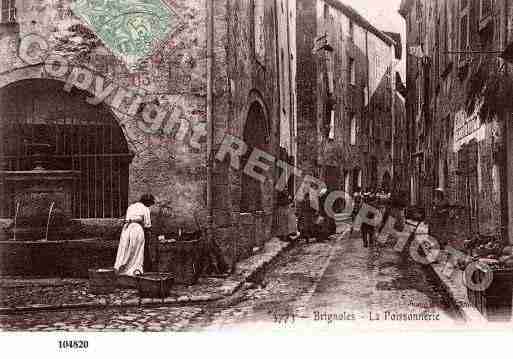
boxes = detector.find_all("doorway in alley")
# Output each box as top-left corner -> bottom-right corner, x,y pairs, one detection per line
240,100 -> 269,213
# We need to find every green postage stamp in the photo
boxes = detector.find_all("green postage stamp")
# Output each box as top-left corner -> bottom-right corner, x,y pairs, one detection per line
71,0 -> 183,69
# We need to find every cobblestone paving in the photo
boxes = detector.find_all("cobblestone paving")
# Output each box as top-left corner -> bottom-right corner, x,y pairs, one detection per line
187,232 -> 458,331
0,306 -> 203,331
186,240 -> 338,331
303,232 -> 459,328
0,229 -> 458,331
0,240 -> 335,331
0,281 -> 135,308
0,277 -> 228,308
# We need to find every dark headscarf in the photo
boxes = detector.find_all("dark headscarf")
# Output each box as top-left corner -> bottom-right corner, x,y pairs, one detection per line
140,194 -> 156,207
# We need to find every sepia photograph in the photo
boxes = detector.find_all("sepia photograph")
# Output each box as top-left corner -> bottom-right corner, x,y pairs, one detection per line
0,0 -> 512,354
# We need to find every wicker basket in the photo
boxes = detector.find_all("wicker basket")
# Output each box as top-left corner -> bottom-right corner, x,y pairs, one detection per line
88,268 -> 116,294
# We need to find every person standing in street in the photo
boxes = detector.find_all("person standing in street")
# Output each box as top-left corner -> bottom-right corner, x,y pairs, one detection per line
360,191 -> 377,248
276,188 -> 294,242
276,148 -> 299,242
297,192 -> 317,241
350,186 -> 363,234
318,188 -> 336,241
429,187 -> 449,247
378,192 -> 406,236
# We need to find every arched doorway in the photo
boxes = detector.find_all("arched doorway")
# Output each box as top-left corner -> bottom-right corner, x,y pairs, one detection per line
0,79 -> 131,218
240,100 -> 269,213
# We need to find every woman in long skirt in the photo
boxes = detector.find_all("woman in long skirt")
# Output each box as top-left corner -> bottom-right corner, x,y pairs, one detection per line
297,192 -> 317,241
114,194 -> 155,276
276,189 -> 293,241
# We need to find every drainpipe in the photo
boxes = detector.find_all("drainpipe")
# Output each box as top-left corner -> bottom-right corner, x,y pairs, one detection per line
274,0 -> 282,233
503,0 -> 513,243
206,0 -> 214,220
391,47 -> 396,186
286,0 -> 294,183
365,31 -> 370,187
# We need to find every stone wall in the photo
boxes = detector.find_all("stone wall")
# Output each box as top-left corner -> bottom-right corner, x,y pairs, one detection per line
209,0 -> 281,267
403,0 -> 511,241
296,0 -> 318,178
0,0 -> 209,232
393,91 -> 408,192
296,0 -> 397,194
1,0 -> 290,270
277,0 -> 297,159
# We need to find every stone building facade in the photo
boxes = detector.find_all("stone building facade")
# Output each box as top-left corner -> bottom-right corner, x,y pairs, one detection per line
296,0 -> 403,199
0,0 -> 296,267
393,72 -> 409,195
400,0 -> 513,244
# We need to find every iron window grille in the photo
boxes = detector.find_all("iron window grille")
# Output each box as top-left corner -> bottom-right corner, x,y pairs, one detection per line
0,80 -> 132,219
0,0 -> 16,24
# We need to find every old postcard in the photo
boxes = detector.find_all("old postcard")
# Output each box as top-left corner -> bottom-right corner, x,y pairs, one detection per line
1,0 -> 513,352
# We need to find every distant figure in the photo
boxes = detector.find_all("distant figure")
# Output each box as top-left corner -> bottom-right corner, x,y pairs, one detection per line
297,192 -> 317,241
114,194 -> 155,276
361,193 -> 377,248
379,193 -> 406,235
276,188 -> 294,241
429,187 -> 449,246
432,188 -> 448,210
350,186 -> 363,234
316,188 -> 336,241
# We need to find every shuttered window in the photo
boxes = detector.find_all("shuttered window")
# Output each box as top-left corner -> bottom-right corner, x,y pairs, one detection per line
480,0 -> 492,20
253,0 -> 265,64
459,0 -> 470,63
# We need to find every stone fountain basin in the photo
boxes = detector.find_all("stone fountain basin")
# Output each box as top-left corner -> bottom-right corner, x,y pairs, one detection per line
0,219 -> 211,282
0,238 -> 119,278
0,219 -> 122,277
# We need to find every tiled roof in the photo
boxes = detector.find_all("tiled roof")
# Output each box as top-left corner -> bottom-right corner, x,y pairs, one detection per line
384,31 -> 402,59
324,0 -> 395,47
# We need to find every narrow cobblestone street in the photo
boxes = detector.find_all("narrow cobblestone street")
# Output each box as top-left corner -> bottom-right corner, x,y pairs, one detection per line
187,230 -> 458,331
0,228 -> 458,332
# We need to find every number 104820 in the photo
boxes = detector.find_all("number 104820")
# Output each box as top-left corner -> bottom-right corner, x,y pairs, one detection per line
58,340 -> 88,350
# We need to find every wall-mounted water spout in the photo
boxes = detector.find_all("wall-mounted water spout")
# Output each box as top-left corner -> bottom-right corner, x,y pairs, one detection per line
1,142 -> 80,241
12,201 -> 20,241
44,201 -> 55,242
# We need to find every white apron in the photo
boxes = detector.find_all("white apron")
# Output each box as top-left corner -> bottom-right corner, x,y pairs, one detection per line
114,202 -> 151,276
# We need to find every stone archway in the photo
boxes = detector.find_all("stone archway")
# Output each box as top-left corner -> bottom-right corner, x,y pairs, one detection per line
0,78 -> 131,218
240,100 -> 269,213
